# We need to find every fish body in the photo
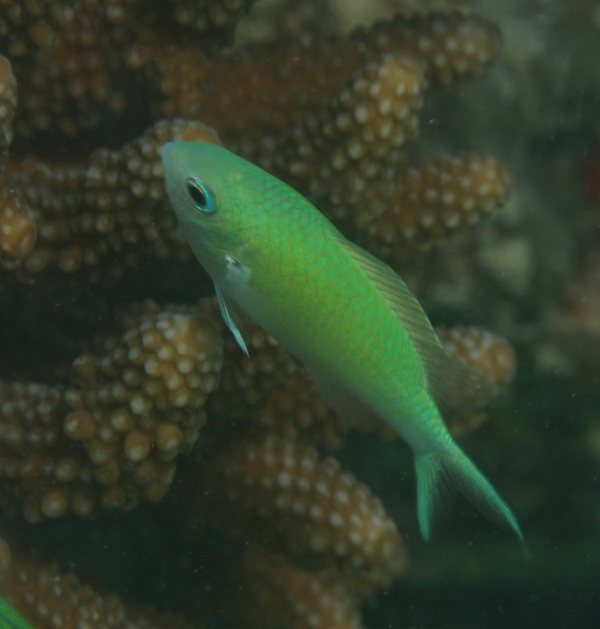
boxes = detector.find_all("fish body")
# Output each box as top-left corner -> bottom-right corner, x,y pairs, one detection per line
162,142 -> 522,541
0,595 -> 35,629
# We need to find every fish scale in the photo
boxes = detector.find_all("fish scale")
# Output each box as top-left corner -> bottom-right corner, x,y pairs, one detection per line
162,141 -> 523,543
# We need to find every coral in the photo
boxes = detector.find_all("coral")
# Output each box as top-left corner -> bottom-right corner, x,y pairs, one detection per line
435,324 -> 517,388
5,0 -> 252,137
365,154 -> 513,261
7,118 -> 219,281
201,434 -> 407,590
435,324 -> 517,437
63,301 -> 222,509
0,301 -> 222,522
0,537 -> 197,629
0,55 -> 36,269
241,544 -> 363,629
204,11 -> 501,141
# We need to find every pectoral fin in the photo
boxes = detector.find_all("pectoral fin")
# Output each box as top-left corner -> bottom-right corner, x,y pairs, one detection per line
215,282 -> 249,356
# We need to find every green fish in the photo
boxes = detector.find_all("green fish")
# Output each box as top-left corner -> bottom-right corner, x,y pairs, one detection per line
0,595 -> 35,629
162,142 -> 523,541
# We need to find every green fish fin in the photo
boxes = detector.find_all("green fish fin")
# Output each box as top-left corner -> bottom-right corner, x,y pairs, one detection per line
215,282 -> 249,356
332,233 -> 497,417
415,442 -> 523,541
0,595 -> 36,629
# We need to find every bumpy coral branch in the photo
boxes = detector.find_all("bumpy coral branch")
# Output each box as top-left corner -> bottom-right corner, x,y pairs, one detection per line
365,154 -> 513,261
0,184 -> 36,268
352,11 -> 502,87
63,301 -> 222,509
169,0 -> 256,35
6,0 -> 252,137
202,435 -> 407,589
436,324 -> 517,387
435,324 -> 517,436
0,380 -> 81,521
204,11 -> 501,142
254,370 -> 350,450
0,54 -> 36,268
0,55 -> 16,162
8,118 -> 218,280
0,537 -> 198,629
241,544 -> 363,629
0,301 -> 222,521
266,52 -> 426,231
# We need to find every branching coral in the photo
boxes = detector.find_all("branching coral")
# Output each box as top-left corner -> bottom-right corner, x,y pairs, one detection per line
0,536 -> 197,629
0,301 -> 222,522
201,434 -> 407,589
365,154 -> 513,261
7,118 -> 219,281
241,544 -> 363,629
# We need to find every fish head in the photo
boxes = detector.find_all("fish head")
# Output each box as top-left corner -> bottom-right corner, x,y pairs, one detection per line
161,141 -> 266,281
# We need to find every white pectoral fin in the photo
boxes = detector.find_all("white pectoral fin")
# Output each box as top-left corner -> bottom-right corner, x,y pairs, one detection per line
215,282 -> 249,356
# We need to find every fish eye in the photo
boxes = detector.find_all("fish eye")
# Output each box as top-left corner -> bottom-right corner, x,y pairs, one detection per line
185,178 -> 216,214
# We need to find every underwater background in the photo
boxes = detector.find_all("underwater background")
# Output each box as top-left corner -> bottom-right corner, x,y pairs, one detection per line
0,0 -> 598,627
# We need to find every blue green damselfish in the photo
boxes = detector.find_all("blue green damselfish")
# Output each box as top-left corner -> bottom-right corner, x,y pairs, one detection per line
0,595 -> 35,629
162,141 -> 523,542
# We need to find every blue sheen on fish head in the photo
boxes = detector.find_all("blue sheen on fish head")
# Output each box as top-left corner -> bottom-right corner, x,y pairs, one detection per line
161,141 -> 257,281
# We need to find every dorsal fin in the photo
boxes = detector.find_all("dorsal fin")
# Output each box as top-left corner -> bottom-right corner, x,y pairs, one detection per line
329,231 -> 497,417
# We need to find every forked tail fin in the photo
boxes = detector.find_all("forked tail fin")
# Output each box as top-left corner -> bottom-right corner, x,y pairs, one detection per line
415,443 -> 523,541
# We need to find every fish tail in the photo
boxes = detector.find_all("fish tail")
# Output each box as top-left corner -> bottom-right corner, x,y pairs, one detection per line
415,443 -> 523,542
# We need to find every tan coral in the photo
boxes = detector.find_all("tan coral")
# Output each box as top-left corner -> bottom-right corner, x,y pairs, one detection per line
0,301 -> 223,522
0,0 -> 65,58
8,0 -> 241,137
169,0 -> 256,35
0,537 -> 198,629
13,1 -> 131,137
202,435 -> 407,589
365,154 -> 513,261
203,38 -> 364,141
0,187 -> 37,268
0,54 -> 17,161
0,55 -> 36,268
204,11 -> 501,142
242,544 -> 363,629
126,44 -> 213,119
63,300 -> 223,512
7,118 -> 219,280
436,324 -> 517,387
436,324 -> 517,436
257,52 -> 427,233
0,380 -> 95,522
354,11 -> 502,87
254,370 -> 350,450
